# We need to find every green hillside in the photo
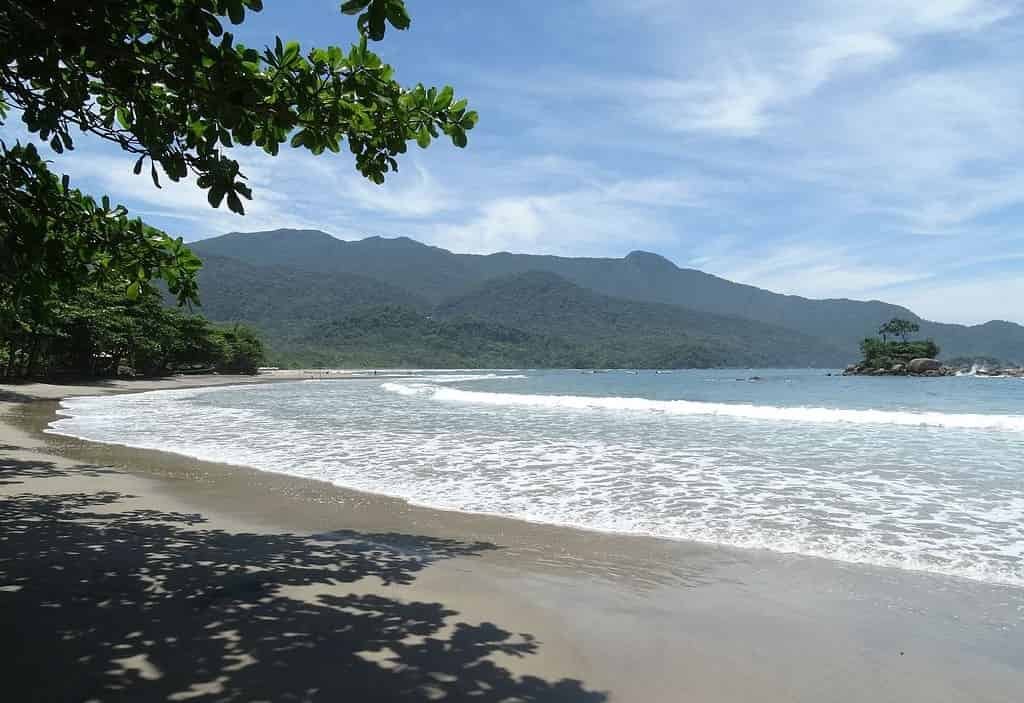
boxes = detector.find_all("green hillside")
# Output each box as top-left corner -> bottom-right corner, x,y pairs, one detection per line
285,305 -> 587,369
183,256 -> 848,367
188,254 -> 430,339
436,272 -> 848,367
189,229 -> 1024,361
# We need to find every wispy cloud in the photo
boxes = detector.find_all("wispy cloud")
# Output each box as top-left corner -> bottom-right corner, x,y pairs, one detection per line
429,175 -> 706,256
4,0 -> 1023,324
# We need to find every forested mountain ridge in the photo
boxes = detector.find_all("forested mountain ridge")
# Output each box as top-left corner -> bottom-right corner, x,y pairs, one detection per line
191,254 -> 430,338
435,272 -> 848,367
184,260 -> 845,368
188,229 -> 1024,366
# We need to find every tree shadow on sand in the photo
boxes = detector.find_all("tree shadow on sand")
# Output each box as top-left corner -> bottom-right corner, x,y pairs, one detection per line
0,455 -> 121,485
0,470 -> 606,701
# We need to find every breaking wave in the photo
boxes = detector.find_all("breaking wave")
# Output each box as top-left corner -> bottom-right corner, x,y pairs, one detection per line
382,382 -> 1024,432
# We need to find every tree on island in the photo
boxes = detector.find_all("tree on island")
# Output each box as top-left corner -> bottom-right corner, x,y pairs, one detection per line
878,318 -> 920,343
1,0 -> 476,376
858,318 -> 939,372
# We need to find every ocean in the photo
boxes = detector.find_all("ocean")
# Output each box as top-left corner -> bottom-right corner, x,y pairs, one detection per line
47,369 -> 1024,588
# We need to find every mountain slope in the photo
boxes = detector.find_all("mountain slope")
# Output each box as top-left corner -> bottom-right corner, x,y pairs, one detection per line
189,254 -> 430,339
289,305 -> 586,368
189,229 -> 1024,364
436,272 -> 848,367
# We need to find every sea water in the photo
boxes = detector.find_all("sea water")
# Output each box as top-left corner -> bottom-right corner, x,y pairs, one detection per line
47,369 -> 1024,588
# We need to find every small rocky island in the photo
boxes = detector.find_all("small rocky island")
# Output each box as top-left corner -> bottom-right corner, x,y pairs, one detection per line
844,357 -> 957,377
842,317 -> 1022,377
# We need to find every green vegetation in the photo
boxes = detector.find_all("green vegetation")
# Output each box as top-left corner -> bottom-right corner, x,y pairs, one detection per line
190,230 -> 1024,363
433,272 -> 848,368
0,286 -> 263,378
878,317 -> 920,343
860,333 -> 937,370
2,2 -> 474,377
189,254 -> 851,368
284,306 -> 585,369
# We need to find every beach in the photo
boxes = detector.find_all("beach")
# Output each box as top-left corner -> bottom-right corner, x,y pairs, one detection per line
2,375 -> 1022,702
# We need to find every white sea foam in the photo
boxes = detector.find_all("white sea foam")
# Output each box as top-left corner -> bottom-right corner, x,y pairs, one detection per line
382,382 -> 1024,432
46,375 -> 1024,589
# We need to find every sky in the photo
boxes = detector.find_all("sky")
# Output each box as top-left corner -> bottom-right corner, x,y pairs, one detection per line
6,0 -> 1024,324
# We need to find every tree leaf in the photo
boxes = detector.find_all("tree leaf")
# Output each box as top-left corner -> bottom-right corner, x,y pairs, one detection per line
341,0 -> 371,15
416,127 -> 431,148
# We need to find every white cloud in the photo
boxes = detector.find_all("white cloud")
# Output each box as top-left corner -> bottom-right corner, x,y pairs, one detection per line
694,243 -> 932,299
6,1 -> 1024,324
894,274 -> 1024,324
428,177 -> 704,256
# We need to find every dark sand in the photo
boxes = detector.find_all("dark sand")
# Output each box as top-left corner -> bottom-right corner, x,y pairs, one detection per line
1,376 -> 1022,701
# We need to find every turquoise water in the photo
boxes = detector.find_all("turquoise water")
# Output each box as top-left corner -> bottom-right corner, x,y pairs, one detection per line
49,369 -> 1024,587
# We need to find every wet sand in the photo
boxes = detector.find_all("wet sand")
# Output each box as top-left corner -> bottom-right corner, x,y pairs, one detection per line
1,376 -> 1022,701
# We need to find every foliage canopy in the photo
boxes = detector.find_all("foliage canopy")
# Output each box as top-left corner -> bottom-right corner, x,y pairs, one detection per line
0,0 -> 475,376
0,284 -> 264,377
878,317 -> 921,343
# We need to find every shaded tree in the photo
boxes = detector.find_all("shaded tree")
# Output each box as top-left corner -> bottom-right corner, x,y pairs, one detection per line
1,0 -> 476,371
878,317 -> 920,343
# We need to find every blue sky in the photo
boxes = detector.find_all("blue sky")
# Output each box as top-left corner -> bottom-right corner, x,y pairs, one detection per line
6,0 -> 1024,324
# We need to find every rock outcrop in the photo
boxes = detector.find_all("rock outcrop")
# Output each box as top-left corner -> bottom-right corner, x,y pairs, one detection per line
907,358 -> 943,373
843,357 -> 956,377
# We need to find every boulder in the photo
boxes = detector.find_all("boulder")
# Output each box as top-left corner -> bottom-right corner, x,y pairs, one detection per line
890,363 -> 906,373
907,358 -> 942,374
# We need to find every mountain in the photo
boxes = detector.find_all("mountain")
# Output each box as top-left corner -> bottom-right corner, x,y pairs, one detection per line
436,272 -> 848,367
192,230 -> 480,302
188,229 -> 1024,365
189,254 -> 429,339
289,305 -> 586,369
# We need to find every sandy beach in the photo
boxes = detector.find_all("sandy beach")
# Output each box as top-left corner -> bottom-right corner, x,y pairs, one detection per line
2,375 -> 1022,702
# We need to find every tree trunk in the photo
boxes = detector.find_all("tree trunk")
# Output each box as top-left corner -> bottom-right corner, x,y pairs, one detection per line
5,338 -> 15,378
24,335 -> 41,378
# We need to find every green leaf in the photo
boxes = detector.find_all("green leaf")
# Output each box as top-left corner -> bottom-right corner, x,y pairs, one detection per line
227,191 -> 244,214
133,156 -> 144,175
283,40 -> 301,64
208,186 -> 226,208
126,281 -> 141,301
435,85 -> 454,109
451,127 -> 467,148
341,0 -> 371,15
385,0 -> 411,30
416,127 -> 430,148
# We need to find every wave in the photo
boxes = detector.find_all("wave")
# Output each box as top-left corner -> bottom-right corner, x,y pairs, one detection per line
416,373 -> 528,383
45,380 -> 1024,589
382,382 -> 1024,431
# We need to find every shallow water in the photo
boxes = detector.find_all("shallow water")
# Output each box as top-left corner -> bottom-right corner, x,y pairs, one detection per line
48,369 -> 1024,588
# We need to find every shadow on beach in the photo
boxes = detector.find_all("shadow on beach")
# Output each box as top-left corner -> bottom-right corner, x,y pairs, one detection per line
0,456 -> 606,702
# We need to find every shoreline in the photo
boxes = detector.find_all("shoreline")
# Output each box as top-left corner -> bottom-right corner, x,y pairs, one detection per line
37,393 -> 1024,590
3,376 -> 1023,701
42,374 -> 1024,588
